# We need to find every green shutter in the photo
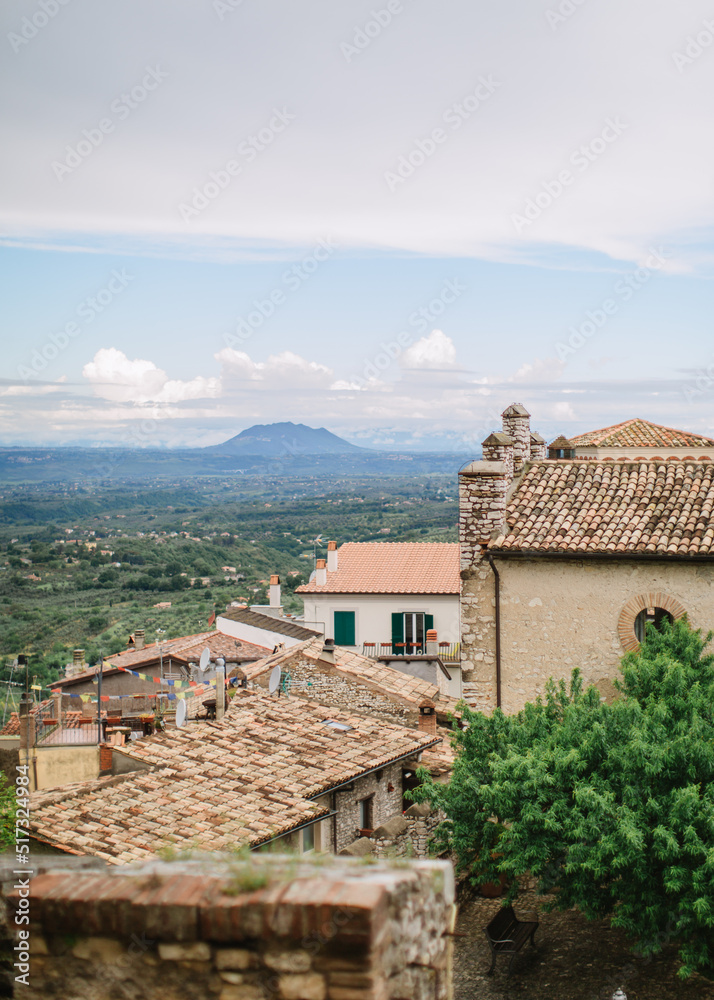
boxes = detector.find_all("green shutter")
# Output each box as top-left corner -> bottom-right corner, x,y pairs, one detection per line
334,611 -> 355,646
391,612 -> 404,653
425,614 -> 434,633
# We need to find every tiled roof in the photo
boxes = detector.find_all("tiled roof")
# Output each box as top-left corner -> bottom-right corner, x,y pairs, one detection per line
0,699 -> 50,737
491,460 -> 714,556
29,690 -> 438,863
217,608 -> 320,639
569,418 -> 714,449
233,637 -> 461,720
296,543 -> 460,594
50,631 -> 270,688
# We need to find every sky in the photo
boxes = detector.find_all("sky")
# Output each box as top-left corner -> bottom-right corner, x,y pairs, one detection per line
2,0 -> 714,451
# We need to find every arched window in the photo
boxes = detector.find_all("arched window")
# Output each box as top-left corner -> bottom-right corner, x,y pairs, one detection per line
618,592 -> 686,652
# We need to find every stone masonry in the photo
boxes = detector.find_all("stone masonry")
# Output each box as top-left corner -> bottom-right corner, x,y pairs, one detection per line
1,853 -> 455,1000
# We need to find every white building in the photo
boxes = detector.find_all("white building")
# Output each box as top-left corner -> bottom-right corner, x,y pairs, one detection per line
296,542 -> 461,695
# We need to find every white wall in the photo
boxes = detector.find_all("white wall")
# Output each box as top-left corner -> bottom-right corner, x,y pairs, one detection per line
216,617 -> 303,650
300,593 -> 460,649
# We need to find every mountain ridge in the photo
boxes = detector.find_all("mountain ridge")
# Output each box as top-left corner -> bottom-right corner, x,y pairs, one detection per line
207,421 -> 369,456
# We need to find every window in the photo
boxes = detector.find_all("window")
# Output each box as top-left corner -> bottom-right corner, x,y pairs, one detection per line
391,613 -> 434,653
358,797 -> 373,831
333,610 -> 355,646
634,607 -> 674,643
321,719 -> 353,731
302,823 -> 315,853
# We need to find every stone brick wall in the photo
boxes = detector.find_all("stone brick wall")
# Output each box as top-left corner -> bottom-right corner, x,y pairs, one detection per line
461,555 -> 714,715
1,854 -> 455,1000
458,463 -> 509,568
250,658 -> 416,728
501,411 -> 531,472
334,763 -> 404,852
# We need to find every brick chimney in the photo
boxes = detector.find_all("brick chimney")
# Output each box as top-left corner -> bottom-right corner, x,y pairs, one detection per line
327,540 -> 338,573
73,649 -> 84,667
315,559 -> 327,586
425,629 -> 438,656
530,432 -> 547,460
418,699 -> 437,737
501,403 -> 531,472
133,629 -> 145,651
481,432 -> 514,479
459,460 -> 510,567
269,574 -> 281,608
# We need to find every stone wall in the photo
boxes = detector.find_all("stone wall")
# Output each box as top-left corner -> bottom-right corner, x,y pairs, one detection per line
1,853 -> 455,1000
461,555 -> 714,715
250,659 -> 416,728
334,763 -> 404,852
341,804 -> 442,861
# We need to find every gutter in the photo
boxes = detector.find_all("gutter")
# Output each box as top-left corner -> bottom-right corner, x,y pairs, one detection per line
485,554 -> 502,710
488,549 -> 714,564
250,810 -> 338,851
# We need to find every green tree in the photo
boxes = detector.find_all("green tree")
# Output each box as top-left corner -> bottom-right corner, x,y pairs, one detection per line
412,617 -> 714,979
0,772 -> 16,850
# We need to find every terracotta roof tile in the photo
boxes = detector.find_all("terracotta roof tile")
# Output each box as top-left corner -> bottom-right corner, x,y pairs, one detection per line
492,459 -> 714,557
296,542 -> 459,594
569,418 -> 714,449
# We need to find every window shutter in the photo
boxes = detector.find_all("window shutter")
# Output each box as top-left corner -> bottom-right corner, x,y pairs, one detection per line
425,614 -> 434,633
391,612 -> 404,653
334,611 -> 355,646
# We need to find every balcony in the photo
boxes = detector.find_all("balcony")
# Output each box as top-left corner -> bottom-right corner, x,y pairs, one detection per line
361,641 -> 460,663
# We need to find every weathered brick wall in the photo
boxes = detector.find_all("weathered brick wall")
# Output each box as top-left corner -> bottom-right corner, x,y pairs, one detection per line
1,854 -> 455,1000
250,659 -> 416,727
334,763 -> 404,852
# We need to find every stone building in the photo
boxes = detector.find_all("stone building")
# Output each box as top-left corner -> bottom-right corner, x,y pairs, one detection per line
460,406 -> 714,714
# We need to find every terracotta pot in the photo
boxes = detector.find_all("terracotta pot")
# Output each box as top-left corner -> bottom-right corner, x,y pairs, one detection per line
479,872 -> 508,898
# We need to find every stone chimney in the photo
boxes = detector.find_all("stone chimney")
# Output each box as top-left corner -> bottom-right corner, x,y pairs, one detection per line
501,403 -> 531,472
134,629 -> 145,651
481,432 -> 514,479
18,693 -> 35,752
530,432 -> 547,460
315,559 -> 327,586
548,435 -> 575,459
425,629 -> 438,656
327,540 -> 338,573
418,699 -> 437,737
459,460 -> 510,567
269,574 -> 281,608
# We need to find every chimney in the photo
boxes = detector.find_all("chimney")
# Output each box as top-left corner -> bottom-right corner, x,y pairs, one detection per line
269,574 -> 281,608
52,689 -> 63,729
315,559 -> 327,586
134,629 -> 145,651
72,649 -> 84,668
481,432 -> 514,479
425,629 -> 438,656
530,431 -> 547,460
459,459 -> 510,566
501,403 -> 531,472
327,540 -> 338,573
418,699 -> 437,737
548,435 -> 575,460
320,638 -> 336,664
215,662 -> 225,721
18,693 -> 35,752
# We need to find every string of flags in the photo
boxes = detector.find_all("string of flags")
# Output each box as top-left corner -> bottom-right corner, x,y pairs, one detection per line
52,662 -> 221,704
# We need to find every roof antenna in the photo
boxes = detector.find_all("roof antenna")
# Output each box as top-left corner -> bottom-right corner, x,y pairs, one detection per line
268,664 -> 282,696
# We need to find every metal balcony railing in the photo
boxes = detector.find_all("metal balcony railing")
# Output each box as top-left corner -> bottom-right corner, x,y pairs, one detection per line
362,641 -> 460,663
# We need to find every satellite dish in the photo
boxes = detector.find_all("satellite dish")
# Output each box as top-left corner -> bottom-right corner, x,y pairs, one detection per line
199,647 -> 211,671
175,700 -> 187,728
268,665 -> 282,694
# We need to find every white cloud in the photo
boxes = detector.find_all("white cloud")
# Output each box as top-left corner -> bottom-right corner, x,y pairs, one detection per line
401,330 -> 457,369
82,348 -> 220,403
216,348 -> 334,388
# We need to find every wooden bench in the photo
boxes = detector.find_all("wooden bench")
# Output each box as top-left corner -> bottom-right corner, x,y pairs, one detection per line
484,905 -> 538,975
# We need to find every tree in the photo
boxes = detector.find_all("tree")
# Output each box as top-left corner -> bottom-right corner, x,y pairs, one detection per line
0,772 -> 16,850
412,617 -> 714,979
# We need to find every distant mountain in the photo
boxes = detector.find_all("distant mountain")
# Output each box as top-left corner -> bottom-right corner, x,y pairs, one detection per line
208,422 -> 368,457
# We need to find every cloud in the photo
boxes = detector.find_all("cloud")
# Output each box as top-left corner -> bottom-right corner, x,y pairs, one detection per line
82,348 -> 220,403
216,349 -> 334,389
401,330 -> 457,369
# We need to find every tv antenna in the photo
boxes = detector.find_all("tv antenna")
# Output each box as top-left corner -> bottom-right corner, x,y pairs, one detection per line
268,665 -> 282,695
175,700 -> 187,728
199,647 -> 211,671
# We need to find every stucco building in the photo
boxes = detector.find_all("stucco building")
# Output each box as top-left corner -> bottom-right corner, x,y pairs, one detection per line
460,406 -> 714,714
